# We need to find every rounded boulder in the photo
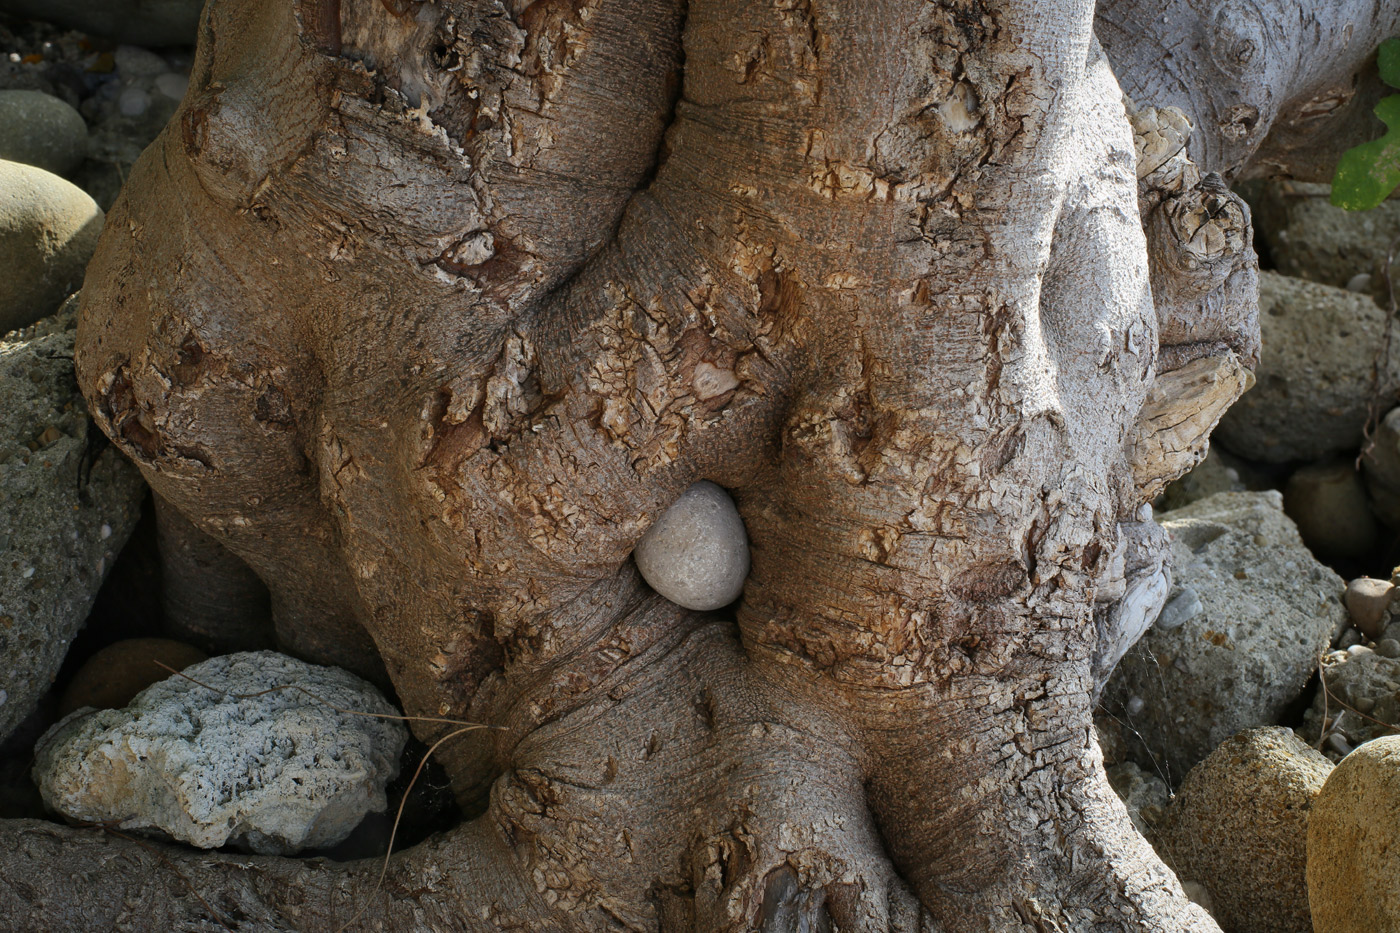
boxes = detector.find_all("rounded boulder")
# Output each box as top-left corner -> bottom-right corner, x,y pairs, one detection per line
0,91 -> 88,178
1308,735 -> 1400,933
0,160 -> 103,334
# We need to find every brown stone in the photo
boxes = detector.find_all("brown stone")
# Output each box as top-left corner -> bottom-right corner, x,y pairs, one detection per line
57,638 -> 207,716
1344,577 -> 1395,640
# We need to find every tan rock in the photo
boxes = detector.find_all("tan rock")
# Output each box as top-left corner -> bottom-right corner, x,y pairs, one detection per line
1308,735 -> 1400,933
1156,727 -> 1332,933
0,160 -> 103,333
58,638 -> 208,717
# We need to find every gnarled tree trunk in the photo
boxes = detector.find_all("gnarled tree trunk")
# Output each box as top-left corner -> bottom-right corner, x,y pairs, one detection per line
1,0 -> 1394,930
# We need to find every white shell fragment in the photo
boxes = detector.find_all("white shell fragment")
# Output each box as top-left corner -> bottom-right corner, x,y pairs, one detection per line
32,651 -> 407,855
634,481 -> 750,611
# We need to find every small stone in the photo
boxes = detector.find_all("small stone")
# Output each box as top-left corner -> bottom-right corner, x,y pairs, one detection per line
154,73 -> 189,101
1379,639 -> 1400,659
1301,648 -> 1400,755
1284,461 -> 1380,562
1325,733 -> 1354,757
1106,760 -> 1170,839
1346,272 -> 1373,293
1308,735 -> 1400,933
1344,577 -> 1395,639
0,91 -> 88,177
33,651 -> 407,855
1155,584 -> 1202,630
117,87 -> 150,118
1180,881 -> 1216,918
113,45 -> 169,79
634,481 -> 749,611
1337,627 -> 1365,650
1156,727 -> 1332,933
57,638 -> 207,717
0,160 -> 104,333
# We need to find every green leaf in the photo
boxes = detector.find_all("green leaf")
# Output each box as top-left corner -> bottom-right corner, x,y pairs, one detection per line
1380,37 -> 1400,89
1331,94 -> 1400,210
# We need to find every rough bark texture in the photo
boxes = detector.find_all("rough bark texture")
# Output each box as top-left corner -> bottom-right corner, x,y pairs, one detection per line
1,0 -> 1386,930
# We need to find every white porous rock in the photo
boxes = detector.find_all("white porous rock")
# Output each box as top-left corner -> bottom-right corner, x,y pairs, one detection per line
634,481 -> 749,611
33,651 -> 408,855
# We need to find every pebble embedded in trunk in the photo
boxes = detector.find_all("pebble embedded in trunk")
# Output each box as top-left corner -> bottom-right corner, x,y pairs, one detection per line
633,481 -> 749,612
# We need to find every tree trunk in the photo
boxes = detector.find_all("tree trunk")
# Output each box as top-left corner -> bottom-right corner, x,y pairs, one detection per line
2,0 -> 1388,929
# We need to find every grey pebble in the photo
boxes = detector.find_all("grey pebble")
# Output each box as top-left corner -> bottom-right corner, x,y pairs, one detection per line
1156,585 -> 1202,630
634,481 -> 750,612
0,90 -> 88,177
117,87 -> 150,118
154,72 -> 189,101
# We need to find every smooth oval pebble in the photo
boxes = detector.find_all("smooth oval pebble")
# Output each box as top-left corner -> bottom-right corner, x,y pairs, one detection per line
0,91 -> 88,177
634,481 -> 749,611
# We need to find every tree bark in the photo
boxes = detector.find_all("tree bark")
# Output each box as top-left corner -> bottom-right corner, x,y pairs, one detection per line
2,0 -> 1370,929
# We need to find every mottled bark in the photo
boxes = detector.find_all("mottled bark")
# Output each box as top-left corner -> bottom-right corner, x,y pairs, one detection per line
0,0 -> 1369,929
1099,0 -> 1400,181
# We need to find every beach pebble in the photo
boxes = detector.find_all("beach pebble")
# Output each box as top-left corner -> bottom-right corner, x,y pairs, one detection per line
1344,577 -> 1395,640
33,651 -> 407,855
1105,760 -> 1170,840
1308,735 -> 1400,933
634,481 -> 749,611
0,90 -> 87,177
1283,460 -> 1380,562
154,72 -> 189,101
57,638 -> 207,717
112,46 -> 169,80
116,86 -> 149,118
1156,727 -> 1331,933
0,159 -> 103,333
